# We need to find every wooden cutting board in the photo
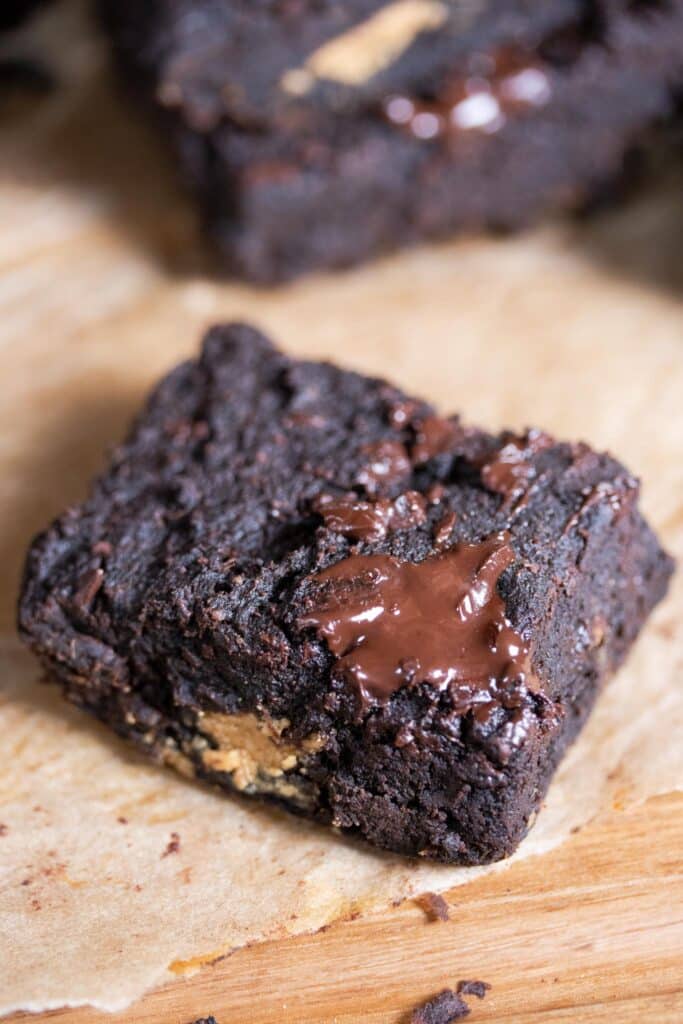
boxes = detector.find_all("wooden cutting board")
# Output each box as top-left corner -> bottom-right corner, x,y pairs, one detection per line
4,795 -> 681,1024
2,5 -> 682,1022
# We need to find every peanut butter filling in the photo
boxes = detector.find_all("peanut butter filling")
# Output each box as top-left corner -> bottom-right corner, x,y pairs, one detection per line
281,0 -> 448,94
197,711 -> 324,806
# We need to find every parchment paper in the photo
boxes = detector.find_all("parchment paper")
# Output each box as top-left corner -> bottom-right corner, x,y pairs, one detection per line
0,1 -> 681,1016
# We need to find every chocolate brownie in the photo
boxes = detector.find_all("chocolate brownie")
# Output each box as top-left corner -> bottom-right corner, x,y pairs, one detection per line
19,324 -> 673,864
97,0 -> 683,281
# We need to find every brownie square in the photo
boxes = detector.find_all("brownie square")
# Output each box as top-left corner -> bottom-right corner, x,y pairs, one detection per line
97,0 -> 683,281
19,324 -> 673,863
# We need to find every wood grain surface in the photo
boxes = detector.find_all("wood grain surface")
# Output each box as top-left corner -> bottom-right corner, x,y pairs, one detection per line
2,4 -> 682,1022
8,794 -> 683,1024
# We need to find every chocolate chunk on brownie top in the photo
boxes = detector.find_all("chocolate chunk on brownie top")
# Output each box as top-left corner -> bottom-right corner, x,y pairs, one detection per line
97,0 -> 683,280
19,324 -> 673,863
298,532 -> 532,708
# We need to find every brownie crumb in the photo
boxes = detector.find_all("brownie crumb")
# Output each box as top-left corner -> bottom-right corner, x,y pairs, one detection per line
161,831 -> 181,857
416,891 -> 450,922
456,980 -> 490,1000
0,823 -> 7,837
189,1017 -> 217,1024
410,989 -> 470,1024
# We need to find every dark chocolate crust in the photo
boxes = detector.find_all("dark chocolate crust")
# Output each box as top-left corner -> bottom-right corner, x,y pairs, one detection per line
97,0 -> 683,281
19,325 -> 673,864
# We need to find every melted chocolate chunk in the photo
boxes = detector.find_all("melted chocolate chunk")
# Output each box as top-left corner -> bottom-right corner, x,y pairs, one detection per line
355,439 -> 411,495
315,494 -> 393,542
300,532 -> 534,706
412,415 -> 463,465
315,490 -> 427,542
384,48 -> 552,143
392,490 -> 428,530
434,510 -> 457,549
480,429 -> 554,504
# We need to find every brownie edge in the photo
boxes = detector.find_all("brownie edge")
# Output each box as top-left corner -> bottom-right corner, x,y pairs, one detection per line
18,324 -> 674,864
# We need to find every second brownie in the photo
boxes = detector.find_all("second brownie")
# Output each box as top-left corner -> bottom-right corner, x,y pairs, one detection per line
98,0 -> 683,281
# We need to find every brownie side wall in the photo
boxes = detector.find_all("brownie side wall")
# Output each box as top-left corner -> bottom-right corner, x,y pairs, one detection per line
530,500 -> 673,707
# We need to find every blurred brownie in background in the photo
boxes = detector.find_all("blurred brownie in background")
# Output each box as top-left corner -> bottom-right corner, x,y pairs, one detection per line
98,0 -> 683,281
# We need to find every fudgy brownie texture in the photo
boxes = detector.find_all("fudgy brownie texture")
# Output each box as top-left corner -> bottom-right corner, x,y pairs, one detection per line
19,324 -> 673,864
97,0 -> 683,281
